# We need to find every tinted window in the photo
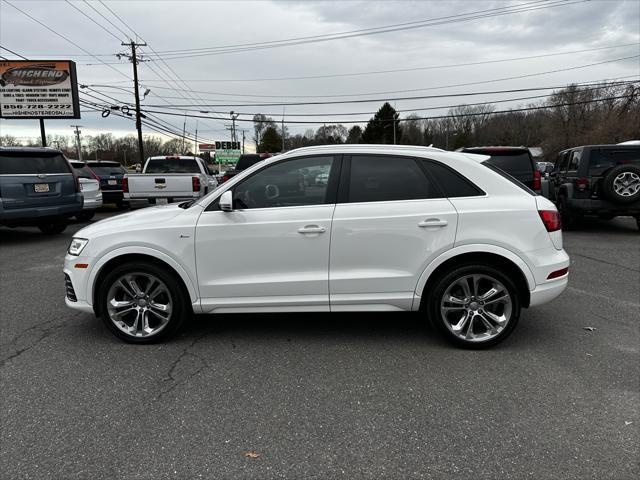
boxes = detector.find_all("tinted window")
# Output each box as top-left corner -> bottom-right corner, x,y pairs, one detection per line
484,152 -> 533,174
421,160 -> 483,197
589,148 -> 640,175
349,155 -> 435,203
70,162 -> 95,179
145,159 -> 200,174
87,162 -> 125,176
482,161 -> 536,196
568,151 -> 581,171
236,154 -> 263,170
0,152 -> 70,174
233,156 -> 333,209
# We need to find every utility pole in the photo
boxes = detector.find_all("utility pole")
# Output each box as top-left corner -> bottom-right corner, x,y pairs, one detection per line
181,114 -> 187,154
39,119 -> 47,147
122,41 -> 147,164
71,125 -> 83,160
242,130 -> 245,154
229,111 -> 239,143
194,120 -> 198,155
282,107 -> 285,152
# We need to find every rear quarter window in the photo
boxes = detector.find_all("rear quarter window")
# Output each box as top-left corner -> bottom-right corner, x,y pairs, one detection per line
420,160 -> 484,197
0,152 -> 71,175
482,161 -> 536,196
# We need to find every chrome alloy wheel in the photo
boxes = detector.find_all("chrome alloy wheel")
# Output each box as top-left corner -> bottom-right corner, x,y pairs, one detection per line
440,274 -> 513,343
613,172 -> 640,197
106,273 -> 173,338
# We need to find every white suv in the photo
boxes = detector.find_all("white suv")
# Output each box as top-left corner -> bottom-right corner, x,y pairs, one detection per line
64,145 -> 569,347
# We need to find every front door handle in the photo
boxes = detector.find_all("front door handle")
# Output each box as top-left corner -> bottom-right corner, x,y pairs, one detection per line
418,219 -> 448,228
298,225 -> 326,234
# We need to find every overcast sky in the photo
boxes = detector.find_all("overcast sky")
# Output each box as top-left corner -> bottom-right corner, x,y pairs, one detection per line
1,0 -> 639,149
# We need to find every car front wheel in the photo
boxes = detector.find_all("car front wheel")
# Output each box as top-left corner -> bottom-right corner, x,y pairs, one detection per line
98,261 -> 189,343
426,264 -> 521,348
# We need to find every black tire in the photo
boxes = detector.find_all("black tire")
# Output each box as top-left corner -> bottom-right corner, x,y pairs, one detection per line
636,217 -> 640,232
97,261 -> 190,344
115,201 -> 130,210
75,211 -> 96,222
601,164 -> 640,204
37,222 -> 67,234
558,195 -> 578,230
425,263 -> 521,349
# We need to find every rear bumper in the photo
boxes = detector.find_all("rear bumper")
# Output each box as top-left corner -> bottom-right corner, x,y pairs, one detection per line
529,276 -> 568,307
102,191 -> 124,203
568,198 -> 640,216
0,201 -> 83,225
82,194 -> 103,210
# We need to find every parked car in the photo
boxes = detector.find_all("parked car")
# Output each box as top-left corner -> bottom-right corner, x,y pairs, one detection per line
64,144 -> 569,347
550,144 -> 640,229
69,161 -> 103,221
124,155 -> 217,206
219,153 -> 269,183
85,160 -> 128,209
460,147 -> 541,193
1,147 -> 83,234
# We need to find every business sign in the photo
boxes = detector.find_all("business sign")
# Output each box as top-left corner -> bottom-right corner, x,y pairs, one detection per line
0,60 -> 80,119
199,141 -> 241,163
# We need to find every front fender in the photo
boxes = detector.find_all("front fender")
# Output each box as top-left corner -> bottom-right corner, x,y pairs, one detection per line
414,244 -> 536,295
85,246 -> 199,307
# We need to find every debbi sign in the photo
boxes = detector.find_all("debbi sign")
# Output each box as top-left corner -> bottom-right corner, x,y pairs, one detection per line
200,141 -> 241,164
0,60 -> 80,119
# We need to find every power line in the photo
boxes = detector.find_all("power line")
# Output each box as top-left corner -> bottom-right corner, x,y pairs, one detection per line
137,54 -> 640,101
83,0 -> 132,41
96,42 -> 636,83
2,0 -> 131,80
140,0 -> 588,60
63,0 -> 125,43
135,93 -> 639,125
0,44 -> 28,59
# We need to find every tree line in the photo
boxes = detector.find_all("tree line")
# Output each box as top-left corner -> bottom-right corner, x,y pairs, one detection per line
1,82 -> 638,162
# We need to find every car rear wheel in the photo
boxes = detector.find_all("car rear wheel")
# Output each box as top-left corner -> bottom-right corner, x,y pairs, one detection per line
37,222 -> 67,234
426,264 -> 521,348
98,261 -> 189,343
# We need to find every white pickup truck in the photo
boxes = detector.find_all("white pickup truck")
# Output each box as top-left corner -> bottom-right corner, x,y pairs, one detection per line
124,156 -> 218,206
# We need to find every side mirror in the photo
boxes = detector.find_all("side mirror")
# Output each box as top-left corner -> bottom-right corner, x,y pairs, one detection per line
219,190 -> 233,212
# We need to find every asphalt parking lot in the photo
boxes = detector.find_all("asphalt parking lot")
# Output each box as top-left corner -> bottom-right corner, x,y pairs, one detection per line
1,210 -> 638,480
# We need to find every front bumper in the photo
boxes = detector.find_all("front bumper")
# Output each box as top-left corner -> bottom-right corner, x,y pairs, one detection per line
63,253 -> 94,312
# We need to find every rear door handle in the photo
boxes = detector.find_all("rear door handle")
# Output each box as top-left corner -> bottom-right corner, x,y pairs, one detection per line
418,219 -> 448,228
298,225 -> 326,234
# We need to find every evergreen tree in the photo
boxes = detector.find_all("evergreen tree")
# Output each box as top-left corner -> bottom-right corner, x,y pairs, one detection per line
361,102 -> 401,144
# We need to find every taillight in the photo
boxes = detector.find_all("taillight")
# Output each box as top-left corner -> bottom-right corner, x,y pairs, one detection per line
533,169 -> 541,191
192,176 -> 200,192
547,267 -> 569,279
539,210 -> 561,232
221,175 -> 230,183
122,177 -> 129,193
575,177 -> 589,191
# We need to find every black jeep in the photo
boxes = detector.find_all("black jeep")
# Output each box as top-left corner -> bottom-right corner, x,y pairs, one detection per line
550,145 -> 640,230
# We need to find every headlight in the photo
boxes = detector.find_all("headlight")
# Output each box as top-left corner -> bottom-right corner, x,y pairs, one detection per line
68,238 -> 89,256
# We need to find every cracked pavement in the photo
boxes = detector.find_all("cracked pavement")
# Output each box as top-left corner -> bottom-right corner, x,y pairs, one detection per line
1,211 -> 639,479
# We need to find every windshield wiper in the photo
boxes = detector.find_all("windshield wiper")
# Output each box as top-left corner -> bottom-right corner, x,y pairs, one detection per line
178,200 -> 196,209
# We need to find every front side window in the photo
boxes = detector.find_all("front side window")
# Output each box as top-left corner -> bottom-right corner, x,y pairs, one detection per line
348,155 -> 436,203
233,156 -> 334,209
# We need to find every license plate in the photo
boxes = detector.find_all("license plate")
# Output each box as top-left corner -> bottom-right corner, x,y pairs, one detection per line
34,183 -> 50,193
108,180 -> 117,185
156,197 -> 168,205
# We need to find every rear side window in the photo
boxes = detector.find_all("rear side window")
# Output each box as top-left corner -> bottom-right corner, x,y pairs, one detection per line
348,155 -> 436,203
0,152 -> 71,174
568,151 -> 581,171
145,159 -> 200,173
421,160 -> 484,197
482,161 -> 536,196
588,148 -> 640,175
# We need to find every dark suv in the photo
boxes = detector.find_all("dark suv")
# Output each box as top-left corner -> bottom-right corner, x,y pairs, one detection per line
460,147 -> 541,193
85,160 -> 128,208
0,147 -> 83,234
551,145 -> 640,229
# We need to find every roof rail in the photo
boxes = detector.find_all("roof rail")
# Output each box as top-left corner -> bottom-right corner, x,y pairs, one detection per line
285,144 -> 445,154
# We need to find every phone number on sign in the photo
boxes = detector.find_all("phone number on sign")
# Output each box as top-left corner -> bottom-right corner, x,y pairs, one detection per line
2,104 -> 72,109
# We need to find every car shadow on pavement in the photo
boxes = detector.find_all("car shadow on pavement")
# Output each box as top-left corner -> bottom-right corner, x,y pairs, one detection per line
568,216 -> 638,233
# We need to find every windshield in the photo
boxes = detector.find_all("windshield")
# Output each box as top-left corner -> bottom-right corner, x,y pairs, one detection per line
0,152 -> 71,174
145,159 -> 200,173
